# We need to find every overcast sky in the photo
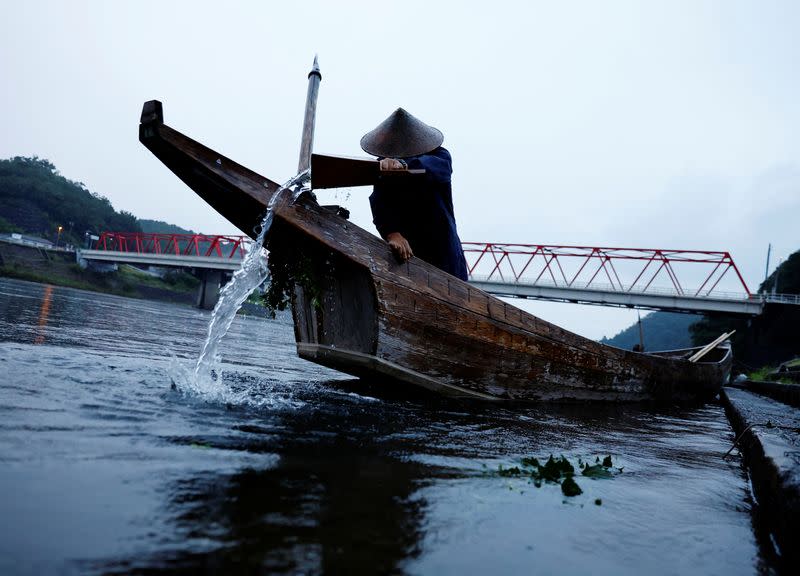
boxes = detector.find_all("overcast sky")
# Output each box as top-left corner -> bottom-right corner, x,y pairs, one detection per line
2,0 -> 798,340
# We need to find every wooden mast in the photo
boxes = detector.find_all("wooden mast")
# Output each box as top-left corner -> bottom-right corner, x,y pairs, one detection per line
298,55 -> 322,174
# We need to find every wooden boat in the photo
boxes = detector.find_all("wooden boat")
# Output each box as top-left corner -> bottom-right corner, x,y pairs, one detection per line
138,77 -> 731,404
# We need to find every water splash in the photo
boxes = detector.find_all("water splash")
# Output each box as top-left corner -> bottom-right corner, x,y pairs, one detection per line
167,356 -> 306,410
175,169 -> 310,405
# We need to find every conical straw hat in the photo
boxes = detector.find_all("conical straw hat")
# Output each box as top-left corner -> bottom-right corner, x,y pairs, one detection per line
360,108 -> 443,158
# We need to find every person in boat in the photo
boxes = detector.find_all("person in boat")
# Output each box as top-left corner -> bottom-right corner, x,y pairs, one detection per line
361,108 -> 469,281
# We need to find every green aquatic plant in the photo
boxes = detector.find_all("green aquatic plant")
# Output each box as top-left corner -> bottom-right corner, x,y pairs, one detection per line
581,464 -> 613,478
538,455 -> 575,483
495,453 -> 622,499
497,465 -> 523,477
561,476 -> 582,497
580,455 -> 617,478
520,456 -> 540,468
261,228 -> 325,317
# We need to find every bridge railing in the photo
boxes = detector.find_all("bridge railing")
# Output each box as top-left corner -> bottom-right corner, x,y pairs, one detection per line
463,243 -> 753,299
93,232 -> 251,259
763,293 -> 800,305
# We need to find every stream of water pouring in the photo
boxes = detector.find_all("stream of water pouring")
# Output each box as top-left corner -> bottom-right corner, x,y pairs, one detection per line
173,170 -> 310,403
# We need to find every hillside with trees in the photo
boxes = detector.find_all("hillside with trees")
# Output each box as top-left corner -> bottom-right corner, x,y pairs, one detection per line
0,156 -> 141,246
138,219 -> 195,235
600,312 -> 696,351
0,156 -> 205,304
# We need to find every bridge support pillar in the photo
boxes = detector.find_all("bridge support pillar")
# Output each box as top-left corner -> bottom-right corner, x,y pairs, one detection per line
196,269 -> 222,310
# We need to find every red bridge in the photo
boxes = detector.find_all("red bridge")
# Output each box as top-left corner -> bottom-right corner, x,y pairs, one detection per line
80,233 -> 792,314
464,243 -> 751,296
461,243 -> 782,315
79,232 -> 252,308
92,232 -> 250,260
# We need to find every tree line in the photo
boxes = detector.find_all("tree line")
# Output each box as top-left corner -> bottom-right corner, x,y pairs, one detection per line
0,156 -> 141,246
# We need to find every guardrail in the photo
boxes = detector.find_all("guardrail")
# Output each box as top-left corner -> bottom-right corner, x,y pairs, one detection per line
762,293 -> 800,305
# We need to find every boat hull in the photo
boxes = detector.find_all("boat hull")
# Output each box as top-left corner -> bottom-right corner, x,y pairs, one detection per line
139,101 -> 731,404
277,212 -> 730,403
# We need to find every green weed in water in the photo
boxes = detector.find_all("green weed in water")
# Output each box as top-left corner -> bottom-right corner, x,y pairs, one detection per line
496,453 -> 622,499
561,476 -> 582,496
539,455 -> 575,482
581,455 -> 622,478
497,465 -> 523,477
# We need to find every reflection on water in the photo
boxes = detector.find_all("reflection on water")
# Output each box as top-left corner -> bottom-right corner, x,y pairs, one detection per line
95,429 -> 428,575
34,284 -> 53,345
0,278 -> 775,575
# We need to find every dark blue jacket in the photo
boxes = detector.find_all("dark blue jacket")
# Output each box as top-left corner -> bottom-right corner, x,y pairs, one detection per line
369,147 -> 469,281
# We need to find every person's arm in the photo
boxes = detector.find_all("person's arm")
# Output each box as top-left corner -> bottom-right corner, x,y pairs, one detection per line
405,148 -> 452,183
369,188 -> 413,262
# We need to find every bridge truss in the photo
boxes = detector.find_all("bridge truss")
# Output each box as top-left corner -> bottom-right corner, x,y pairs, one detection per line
463,243 -> 752,297
461,243 -> 764,314
94,232 -> 250,260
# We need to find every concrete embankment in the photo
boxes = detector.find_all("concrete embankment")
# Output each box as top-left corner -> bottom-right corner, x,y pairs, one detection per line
729,379 -> 800,408
0,239 -> 198,304
720,384 -> 800,569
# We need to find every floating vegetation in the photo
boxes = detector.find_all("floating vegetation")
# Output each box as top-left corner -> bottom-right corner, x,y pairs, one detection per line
561,476 -> 582,497
497,465 -> 523,477
494,454 -> 621,499
577,455 -> 624,479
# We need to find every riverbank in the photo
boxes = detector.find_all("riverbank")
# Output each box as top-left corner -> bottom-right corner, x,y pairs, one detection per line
0,238 -> 199,305
721,380 -> 800,571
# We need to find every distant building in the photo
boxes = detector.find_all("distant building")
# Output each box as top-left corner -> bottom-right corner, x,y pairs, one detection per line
0,233 -> 55,249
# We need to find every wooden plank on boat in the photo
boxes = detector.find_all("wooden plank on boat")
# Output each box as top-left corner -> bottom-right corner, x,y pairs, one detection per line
311,153 -> 424,189
296,342 -> 500,400
688,331 -> 735,363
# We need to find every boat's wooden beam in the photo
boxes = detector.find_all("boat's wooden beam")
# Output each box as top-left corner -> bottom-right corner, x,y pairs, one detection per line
139,100 -> 281,240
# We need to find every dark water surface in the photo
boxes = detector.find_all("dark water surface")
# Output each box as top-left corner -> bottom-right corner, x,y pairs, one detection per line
0,278 -> 771,575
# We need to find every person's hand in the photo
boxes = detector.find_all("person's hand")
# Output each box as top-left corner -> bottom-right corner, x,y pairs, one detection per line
386,232 -> 413,261
379,158 -> 406,171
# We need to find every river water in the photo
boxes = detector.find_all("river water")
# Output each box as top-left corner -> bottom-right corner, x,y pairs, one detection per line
0,278 -> 774,575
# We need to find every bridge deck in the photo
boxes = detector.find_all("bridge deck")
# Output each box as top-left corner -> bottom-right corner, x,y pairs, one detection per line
79,249 -> 243,271
471,280 -> 764,315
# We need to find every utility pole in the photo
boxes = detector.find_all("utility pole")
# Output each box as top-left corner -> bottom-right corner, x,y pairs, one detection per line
637,310 -> 645,352
773,258 -> 782,295
763,243 -> 772,288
